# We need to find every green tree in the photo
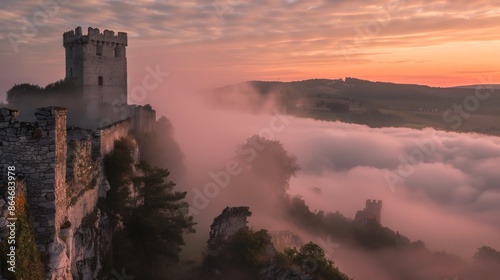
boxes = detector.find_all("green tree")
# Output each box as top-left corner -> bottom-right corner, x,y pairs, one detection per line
134,116 -> 185,179
6,83 -> 43,104
474,246 -> 500,263
207,228 -> 274,279
284,242 -> 351,280
103,137 -> 136,228
236,135 -> 300,197
123,161 -> 196,279
223,229 -> 273,267
43,79 -> 77,93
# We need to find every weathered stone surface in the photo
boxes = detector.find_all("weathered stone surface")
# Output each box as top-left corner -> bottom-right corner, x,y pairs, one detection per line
0,25 -> 158,280
206,207 -> 310,280
47,239 -> 71,279
207,206 -> 252,257
0,217 -> 7,229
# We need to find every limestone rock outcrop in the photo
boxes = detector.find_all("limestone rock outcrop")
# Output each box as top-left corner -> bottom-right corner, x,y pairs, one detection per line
206,206 -> 310,280
207,206 -> 252,257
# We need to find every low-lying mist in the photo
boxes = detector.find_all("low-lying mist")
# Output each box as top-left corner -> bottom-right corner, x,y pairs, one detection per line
144,78 -> 500,279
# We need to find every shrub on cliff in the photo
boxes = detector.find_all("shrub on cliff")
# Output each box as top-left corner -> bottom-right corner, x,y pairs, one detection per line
474,246 -> 500,263
134,116 -> 185,180
103,137 -> 137,228
0,190 -> 44,279
284,242 -> 351,280
235,135 -> 300,198
116,161 -> 196,279
206,228 -> 275,279
104,138 -> 195,279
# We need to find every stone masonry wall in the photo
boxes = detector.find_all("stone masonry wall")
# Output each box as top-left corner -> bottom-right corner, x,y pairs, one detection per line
64,26 -> 128,124
66,135 -> 100,206
54,107 -> 68,240
130,104 -> 156,134
0,107 -> 67,248
98,119 -> 130,155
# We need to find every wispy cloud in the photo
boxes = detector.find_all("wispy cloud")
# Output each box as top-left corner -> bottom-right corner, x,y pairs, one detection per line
1,0 -> 499,97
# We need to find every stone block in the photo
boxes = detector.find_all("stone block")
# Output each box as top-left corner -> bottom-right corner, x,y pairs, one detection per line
0,217 -> 7,229
46,193 -> 55,201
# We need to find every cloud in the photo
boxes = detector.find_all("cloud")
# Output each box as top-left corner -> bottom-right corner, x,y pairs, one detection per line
272,119 -> 500,258
149,79 -> 500,263
1,0 -> 500,99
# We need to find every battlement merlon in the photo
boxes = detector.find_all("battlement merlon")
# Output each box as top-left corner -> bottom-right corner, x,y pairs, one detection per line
366,199 -> 382,207
63,26 -> 127,47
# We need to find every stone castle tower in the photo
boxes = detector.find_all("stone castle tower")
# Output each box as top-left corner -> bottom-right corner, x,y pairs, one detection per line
63,26 -> 128,124
354,199 -> 382,225
0,26 -> 158,279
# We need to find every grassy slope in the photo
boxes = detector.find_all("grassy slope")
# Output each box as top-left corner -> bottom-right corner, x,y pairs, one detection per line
215,78 -> 500,136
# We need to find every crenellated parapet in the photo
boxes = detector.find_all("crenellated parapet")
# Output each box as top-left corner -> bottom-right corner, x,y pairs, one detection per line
366,199 -> 382,208
355,199 -> 382,225
63,26 -> 127,47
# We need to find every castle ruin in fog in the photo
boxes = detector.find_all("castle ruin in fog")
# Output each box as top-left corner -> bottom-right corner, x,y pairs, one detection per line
355,199 -> 382,225
63,26 -> 128,124
0,26 -> 156,279
62,26 -> 155,130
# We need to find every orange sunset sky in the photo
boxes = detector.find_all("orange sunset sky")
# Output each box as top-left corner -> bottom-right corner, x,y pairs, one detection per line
1,0 -> 500,101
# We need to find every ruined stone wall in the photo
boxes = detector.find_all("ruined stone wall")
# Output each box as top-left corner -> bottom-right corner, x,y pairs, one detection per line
355,199 -> 382,225
66,130 -> 101,206
47,125 -> 110,279
98,119 -> 131,155
130,104 -> 156,134
0,107 -> 67,247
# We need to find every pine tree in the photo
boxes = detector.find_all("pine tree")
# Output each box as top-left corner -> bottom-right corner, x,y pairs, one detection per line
124,161 -> 196,279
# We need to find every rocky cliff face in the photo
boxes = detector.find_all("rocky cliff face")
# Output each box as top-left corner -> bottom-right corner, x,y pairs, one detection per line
0,133 -> 141,279
206,206 -> 309,280
46,133 -> 140,279
46,166 -> 111,280
207,206 -> 252,257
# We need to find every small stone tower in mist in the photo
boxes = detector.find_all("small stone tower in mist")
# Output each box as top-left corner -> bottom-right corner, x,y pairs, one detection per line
63,26 -> 128,124
355,199 -> 382,225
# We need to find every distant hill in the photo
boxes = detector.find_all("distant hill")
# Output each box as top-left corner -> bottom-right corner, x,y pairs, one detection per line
452,84 -> 500,89
211,78 -> 500,135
